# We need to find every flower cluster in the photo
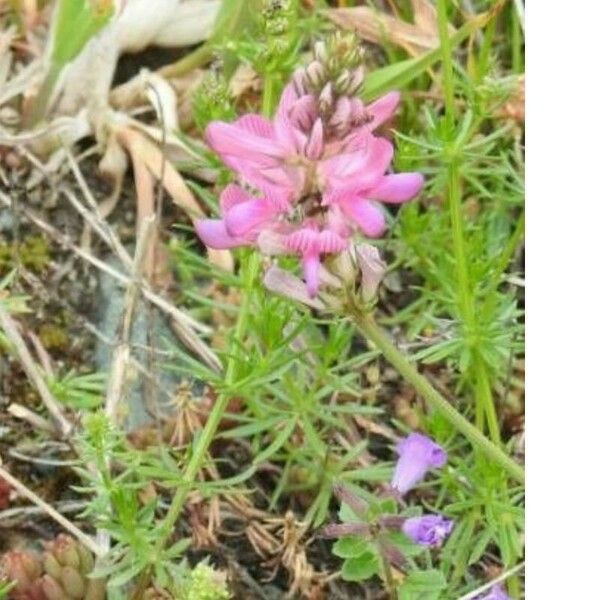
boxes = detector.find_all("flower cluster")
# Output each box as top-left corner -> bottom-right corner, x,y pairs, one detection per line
196,34 -> 423,297
322,433 -> 452,572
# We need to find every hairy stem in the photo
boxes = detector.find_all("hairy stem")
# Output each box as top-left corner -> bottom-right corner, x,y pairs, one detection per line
131,252 -> 260,597
351,311 -> 524,483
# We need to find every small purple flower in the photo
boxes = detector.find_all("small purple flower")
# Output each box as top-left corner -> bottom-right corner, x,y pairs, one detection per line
475,584 -> 513,600
402,515 -> 454,547
391,432 -> 447,495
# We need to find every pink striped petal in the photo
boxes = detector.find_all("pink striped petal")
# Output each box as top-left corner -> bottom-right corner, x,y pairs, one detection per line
366,91 -> 401,130
235,114 -> 275,138
340,198 -> 386,237
195,219 -> 248,249
224,199 -> 279,237
219,184 -> 252,211
369,173 -> 424,203
205,122 -> 283,164
315,230 -> 347,254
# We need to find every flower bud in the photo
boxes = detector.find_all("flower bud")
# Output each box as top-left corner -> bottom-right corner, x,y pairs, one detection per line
356,243 -> 386,303
332,483 -> 368,518
305,61 -> 325,89
292,67 -> 307,96
330,96 -> 352,131
314,40 -> 328,63
320,522 -> 370,538
305,118 -> 324,160
334,69 -> 351,93
346,66 -> 365,96
318,82 -> 334,114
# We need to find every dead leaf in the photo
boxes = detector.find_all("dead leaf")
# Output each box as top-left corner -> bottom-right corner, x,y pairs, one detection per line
326,1 -> 454,58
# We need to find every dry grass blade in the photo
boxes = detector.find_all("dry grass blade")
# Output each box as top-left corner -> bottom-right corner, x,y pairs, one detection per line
0,304 -> 73,438
105,215 -> 156,422
0,463 -> 105,556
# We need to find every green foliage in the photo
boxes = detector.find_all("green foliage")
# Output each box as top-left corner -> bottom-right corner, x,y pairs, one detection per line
399,569 -> 447,600
50,0 -> 113,67
47,370 -> 105,409
180,562 -> 231,600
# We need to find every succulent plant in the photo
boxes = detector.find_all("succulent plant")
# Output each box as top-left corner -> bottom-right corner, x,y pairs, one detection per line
0,536 -> 105,600
0,551 -> 45,600
40,535 -> 105,600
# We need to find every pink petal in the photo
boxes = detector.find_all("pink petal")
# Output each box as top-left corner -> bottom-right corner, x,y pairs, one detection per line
369,173 -> 424,203
195,219 -> 248,249
289,95 -> 317,130
340,198 -> 386,237
286,227 -> 319,255
219,184 -> 252,211
366,91 -> 401,130
235,114 -> 275,138
305,118 -> 324,160
315,229 -> 347,254
263,266 -> 325,309
302,253 -> 321,297
224,199 -> 279,237
323,135 -> 394,198
205,122 -> 283,165
257,229 -> 289,255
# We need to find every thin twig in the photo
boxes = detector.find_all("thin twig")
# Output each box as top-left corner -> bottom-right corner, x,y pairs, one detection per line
0,463 -> 105,556
457,562 -> 524,600
0,303 -> 72,437
0,191 -> 221,372
105,215 -> 155,420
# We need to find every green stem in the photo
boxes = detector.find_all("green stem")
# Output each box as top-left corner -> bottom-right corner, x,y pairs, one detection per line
377,538 -> 399,600
132,253 -> 260,597
262,72 -> 277,117
351,311 -> 524,483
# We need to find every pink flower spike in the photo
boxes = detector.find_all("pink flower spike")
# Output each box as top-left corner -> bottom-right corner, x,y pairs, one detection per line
365,91 -> 401,130
195,219 -> 247,249
370,173 -> 425,203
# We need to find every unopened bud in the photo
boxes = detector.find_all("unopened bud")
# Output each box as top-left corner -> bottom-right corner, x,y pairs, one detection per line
305,61 -> 325,89
346,66 -> 365,95
320,522 -> 370,538
356,243 -> 386,303
318,82 -> 334,114
334,69 -> 351,93
305,118 -> 324,160
314,40 -> 328,63
332,483 -> 369,518
289,95 -> 317,131
330,96 -> 352,130
292,68 -> 307,96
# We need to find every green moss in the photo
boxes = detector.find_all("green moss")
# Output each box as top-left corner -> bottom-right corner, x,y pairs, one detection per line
0,236 -> 51,274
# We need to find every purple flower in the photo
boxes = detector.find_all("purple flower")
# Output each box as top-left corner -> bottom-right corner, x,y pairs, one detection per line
391,433 -> 447,495
475,584 -> 513,600
402,515 -> 454,547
